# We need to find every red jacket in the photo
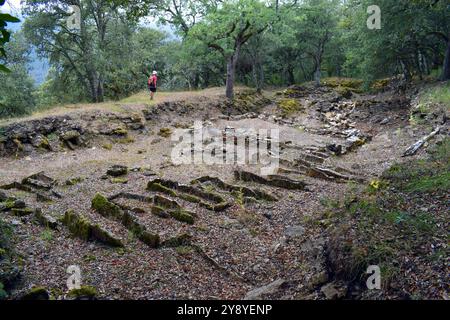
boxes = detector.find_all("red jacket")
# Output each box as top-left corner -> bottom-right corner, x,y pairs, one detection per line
148,75 -> 157,87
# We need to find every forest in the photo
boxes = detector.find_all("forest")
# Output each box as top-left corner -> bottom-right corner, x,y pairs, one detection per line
0,0 -> 449,117
0,0 -> 449,303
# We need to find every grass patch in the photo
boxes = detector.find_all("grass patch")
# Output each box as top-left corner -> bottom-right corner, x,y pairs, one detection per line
383,138 -> 450,193
40,229 -> 54,242
419,83 -> 450,107
326,139 -> 448,297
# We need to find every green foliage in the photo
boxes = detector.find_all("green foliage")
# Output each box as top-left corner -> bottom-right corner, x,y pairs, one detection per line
384,138 -> 450,193
419,83 -> 450,107
0,3 -> 21,72
0,31 -> 36,118
40,228 -> 53,242
277,98 -> 302,116
67,285 -> 97,299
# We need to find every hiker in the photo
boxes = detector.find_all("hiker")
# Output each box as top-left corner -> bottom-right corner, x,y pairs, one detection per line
148,71 -> 158,100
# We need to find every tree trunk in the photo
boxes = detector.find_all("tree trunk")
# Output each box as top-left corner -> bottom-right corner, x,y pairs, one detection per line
226,44 -> 241,100
314,59 -> 321,87
287,67 -> 295,85
441,41 -> 450,81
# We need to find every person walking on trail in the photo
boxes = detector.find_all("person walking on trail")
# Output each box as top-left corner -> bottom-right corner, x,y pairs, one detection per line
148,71 -> 158,100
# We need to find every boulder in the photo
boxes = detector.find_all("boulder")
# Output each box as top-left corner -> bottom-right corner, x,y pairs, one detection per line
35,209 -> 58,230
106,165 -> 128,177
61,210 -> 123,247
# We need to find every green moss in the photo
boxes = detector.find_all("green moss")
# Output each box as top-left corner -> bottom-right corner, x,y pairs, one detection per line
61,210 -> 91,240
13,138 -> 24,151
371,78 -> 391,91
112,127 -> 128,136
65,177 -> 84,186
158,127 -> 172,138
110,177 -> 128,184
138,231 -> 160,248
162,233 -> 192,247
46,132 -> 58,141
151,206 -> 170,218
277,98 -> 302,116
67,285 -> 97,299
169,209 -> 194,225
212,202 -> 231,212
115,136 -> 135,144
11,208 -> 34,217
40,229 -> 53,242
178,193 -> 201,203
102,143 -> 113,150
147,182 -> 177,197
175,245 -> 194,255
62,210 -> 123,247
91,193 -> 123,220
90,224 -> 124,247
322,77 -> 363,90
37,137 -> 50,150
336,86 -> 353,98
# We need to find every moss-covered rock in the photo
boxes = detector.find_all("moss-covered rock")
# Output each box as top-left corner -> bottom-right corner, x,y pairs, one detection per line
90,224 -> 124,247
61,210 -> 123,247
162,233 -> 192,248
60,130 -> 80,141
61,210 -> 91,240
65,177 -> 84,186
151,205 -> 170,218
110,177 -> 128,184
1,198 -> 26,211
153,194 -> 181,210
67,285 -> 97,300
106,164 -> 128,177
138,231 -> 160,248
35,136 -> 51,150
336,86 -> 353,99
147,182 -> 178,197
35,209 -> 58,229
169,209 -> 194,225
158,127 -> 172,138
20,286 -> 50,300
91,193 -> 123,220
12,138 -> 24,152
234,170 -> 307,190
277,99 -> 303,117
322,77 -> 363,90
11,207 -> 34,217
112,127 -> 128,136
371,78 -> 391,91
102,143 -> 113,150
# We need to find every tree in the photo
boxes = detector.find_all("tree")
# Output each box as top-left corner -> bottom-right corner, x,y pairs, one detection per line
295,0 -> 339,86
23,0 -> 122,102
342,0 -> 450,84
0,0 -> 20,72
0,31 -> 36,117
190,0 -> 273,99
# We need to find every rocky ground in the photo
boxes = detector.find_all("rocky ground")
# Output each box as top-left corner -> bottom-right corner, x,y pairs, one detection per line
0,80 -> 448,300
